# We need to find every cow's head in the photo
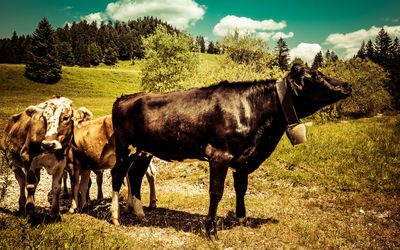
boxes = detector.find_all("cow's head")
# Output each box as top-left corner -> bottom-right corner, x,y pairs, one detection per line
285,64 -> 352,117
25,96 -> 92,152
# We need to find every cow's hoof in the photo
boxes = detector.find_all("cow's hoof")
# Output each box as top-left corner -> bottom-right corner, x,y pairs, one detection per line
25,203 -> 35,215
51,214 -> 62,222
111,217 -> 120,226
68,207 -> 75,214
149,200 -> 157,209
140,217 -> 148,223
206,230 -> 219,241
122,206 -> 132,214
237,217 -> 248,225
205,220 -> 218,240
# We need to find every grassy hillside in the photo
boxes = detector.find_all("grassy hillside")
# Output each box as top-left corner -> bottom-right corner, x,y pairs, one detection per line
0,59 -> 399,248
0,63 -> 141,125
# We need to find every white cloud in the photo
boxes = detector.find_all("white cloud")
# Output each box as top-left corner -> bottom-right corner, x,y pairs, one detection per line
82,12 -> 106,24
256,32 -> 274,41
289,43 -> 322,65
325,25 -> 400,58
213,15 -> 286,37
272,31 -> 294,40
82,0 -> 205,29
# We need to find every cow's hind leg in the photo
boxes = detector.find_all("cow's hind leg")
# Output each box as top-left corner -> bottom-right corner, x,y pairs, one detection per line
62,171 -> 69,198
95,171 -> 103,201
78,170 -> 91,210
13,167 -> 26,214
69,168 -> 80,213
146,161 -> 157,209
127,154 -> 152,219
233,172 -> 248,224
110,152 -> 136,225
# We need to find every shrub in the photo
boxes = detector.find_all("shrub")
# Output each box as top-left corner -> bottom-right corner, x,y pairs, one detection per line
140,25 -> 199,93
312,58 -> 391,121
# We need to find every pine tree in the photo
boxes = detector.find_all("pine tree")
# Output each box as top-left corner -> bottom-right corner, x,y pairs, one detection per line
375,27 -> 393,68
25,17 -> 61,84
89,42 -> 102,66
325,49 -> 331,61
196,36 -> 206,53
74,39 -> 90,67
274,37 -> 290,71
330,50 -> 338,62
104,42 -> 118,65
393,37 -> 400,64
56,41 -> 75,66
207,41 -> 216,54
311,51 -> 323,69
365,40 -> 376,61
357,41 -> 367,59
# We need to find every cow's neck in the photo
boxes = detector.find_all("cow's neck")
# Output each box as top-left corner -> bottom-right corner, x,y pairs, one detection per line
231,82 -> 287,174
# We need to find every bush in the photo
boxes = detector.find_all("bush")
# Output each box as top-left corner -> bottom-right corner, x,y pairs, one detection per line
221,29 -> 280,74
140,25 -> 199,93
312,58 -> 391,121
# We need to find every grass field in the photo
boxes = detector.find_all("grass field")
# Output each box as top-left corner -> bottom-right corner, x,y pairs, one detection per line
0,59 -> 399,248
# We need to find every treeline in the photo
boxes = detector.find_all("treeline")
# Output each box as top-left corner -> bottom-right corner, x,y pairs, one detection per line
355,28 -> 400,108
0,16 -> 180,66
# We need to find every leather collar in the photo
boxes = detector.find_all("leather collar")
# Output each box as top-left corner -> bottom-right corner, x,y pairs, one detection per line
276,79 -> 300,126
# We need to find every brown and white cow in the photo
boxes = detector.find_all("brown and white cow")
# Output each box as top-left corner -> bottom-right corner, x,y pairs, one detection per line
68,115 -> 157,214
0,96 -> 92,219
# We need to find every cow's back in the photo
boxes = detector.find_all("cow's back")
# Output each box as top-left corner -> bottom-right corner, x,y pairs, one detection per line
73,115 -> 115,170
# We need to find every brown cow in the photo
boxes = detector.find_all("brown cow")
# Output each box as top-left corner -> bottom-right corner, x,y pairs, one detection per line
0,96 -> 92,219
68,115 -> 157,214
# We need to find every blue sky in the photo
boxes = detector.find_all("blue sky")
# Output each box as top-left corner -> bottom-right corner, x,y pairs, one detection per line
1,0 -> 400,63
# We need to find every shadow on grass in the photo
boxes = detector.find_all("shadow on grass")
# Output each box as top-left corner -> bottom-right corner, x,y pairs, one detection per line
1,195 -> 279,236
0,206 -> 60,227
84,198 -> 279,236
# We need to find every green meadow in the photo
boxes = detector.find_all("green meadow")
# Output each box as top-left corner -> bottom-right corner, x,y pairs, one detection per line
0,58 -> 399,248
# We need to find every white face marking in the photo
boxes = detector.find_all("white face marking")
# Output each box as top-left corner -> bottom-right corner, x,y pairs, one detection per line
41,97 -> 73,137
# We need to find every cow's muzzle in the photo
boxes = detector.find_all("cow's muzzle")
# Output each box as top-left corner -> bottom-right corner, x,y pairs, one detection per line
41,140 -> 63,151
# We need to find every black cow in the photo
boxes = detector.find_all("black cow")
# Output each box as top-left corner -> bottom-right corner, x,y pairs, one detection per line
110,65 -> 351,238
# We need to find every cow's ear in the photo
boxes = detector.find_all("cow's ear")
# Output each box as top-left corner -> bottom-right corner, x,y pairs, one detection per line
25,105 -> 43,120
73,107 -> 93,126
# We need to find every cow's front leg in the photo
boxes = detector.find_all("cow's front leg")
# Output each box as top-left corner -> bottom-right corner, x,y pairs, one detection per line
13,167 -> 27,214
50,167 -> 64,220
233,172 -> 248,223
25,168 -> 41,216
205,160 -> 229,239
